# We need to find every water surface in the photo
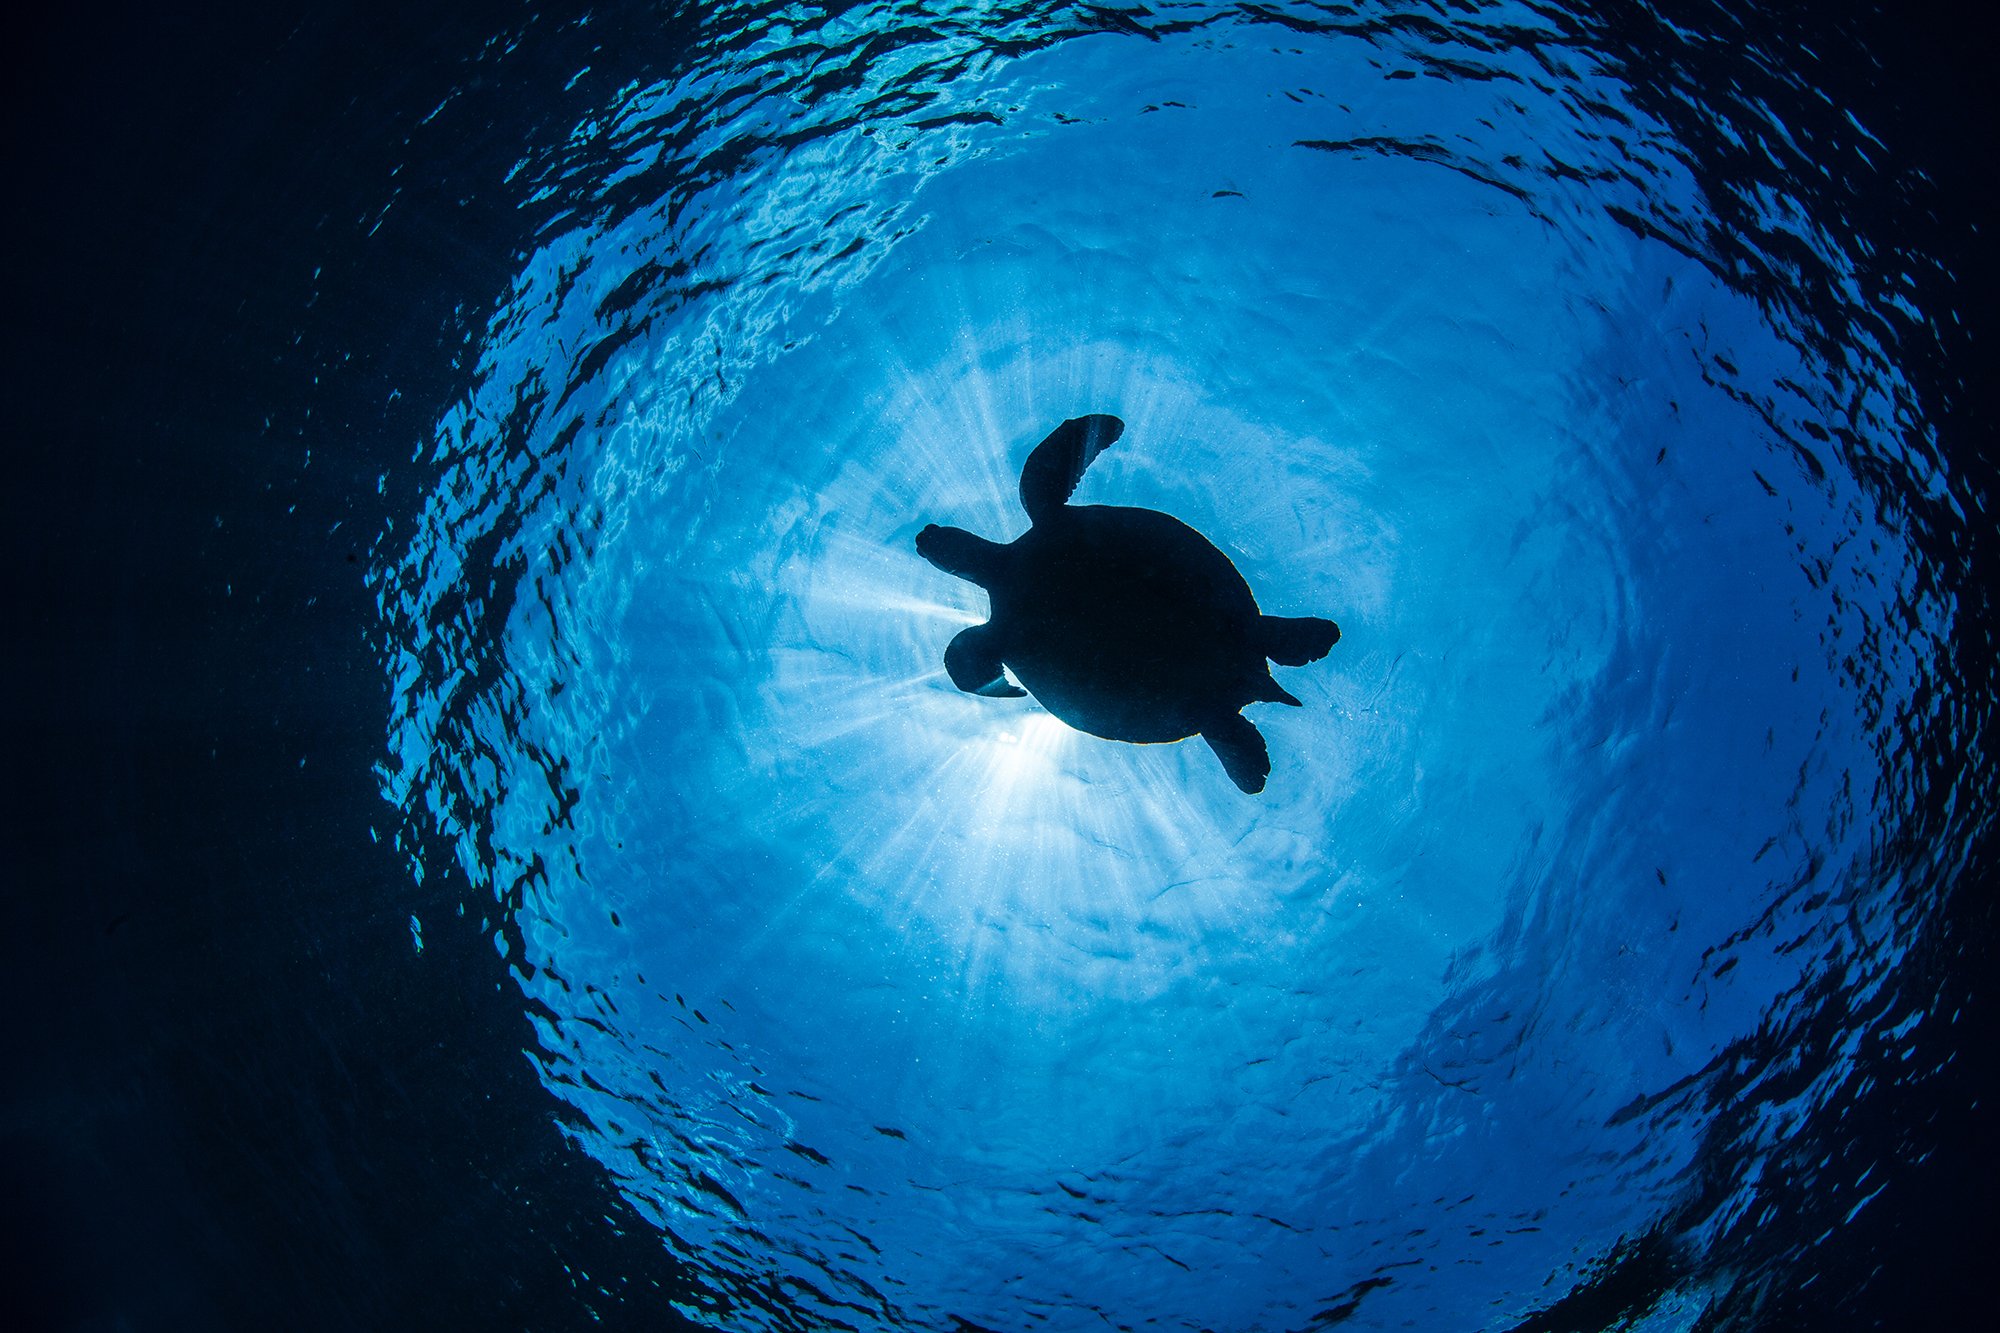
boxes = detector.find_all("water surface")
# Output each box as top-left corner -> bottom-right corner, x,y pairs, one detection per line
368,3 -> 1991,1328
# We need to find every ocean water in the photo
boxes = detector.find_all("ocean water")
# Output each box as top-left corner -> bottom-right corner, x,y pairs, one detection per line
15,2 -> 1991,1331
361,3 -> 1989,1328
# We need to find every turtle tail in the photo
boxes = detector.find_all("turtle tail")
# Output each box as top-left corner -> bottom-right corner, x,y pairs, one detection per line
1247,672 -> 1301,707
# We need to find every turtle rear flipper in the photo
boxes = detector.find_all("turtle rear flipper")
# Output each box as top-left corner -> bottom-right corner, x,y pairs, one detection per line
1019,415 -> 1124,522
945,624 -> 1026,697
1261,615 -> 1340,666
1202,713 -> 1270,794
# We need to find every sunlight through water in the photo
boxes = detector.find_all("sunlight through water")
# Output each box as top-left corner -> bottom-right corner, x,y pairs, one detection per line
371,2 -> 1989,1329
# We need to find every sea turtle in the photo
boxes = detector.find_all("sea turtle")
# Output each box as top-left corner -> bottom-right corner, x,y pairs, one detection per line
915,414 -> 1340,794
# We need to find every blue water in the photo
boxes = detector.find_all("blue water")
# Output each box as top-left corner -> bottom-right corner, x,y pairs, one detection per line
370,3 -> 1985,1328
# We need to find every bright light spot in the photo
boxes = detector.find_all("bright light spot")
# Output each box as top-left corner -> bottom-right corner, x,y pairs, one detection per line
985,709 -> 1068,767
633,349 -> 1367,1017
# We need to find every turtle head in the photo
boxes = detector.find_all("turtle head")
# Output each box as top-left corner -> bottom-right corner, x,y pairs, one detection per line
916,524 -> 1007,588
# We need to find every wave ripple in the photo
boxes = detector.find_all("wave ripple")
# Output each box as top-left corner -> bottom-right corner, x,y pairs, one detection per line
372,3 -> 1990,1329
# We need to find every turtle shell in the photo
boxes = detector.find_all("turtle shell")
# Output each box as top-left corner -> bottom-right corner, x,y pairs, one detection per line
990,503 -> 1265,743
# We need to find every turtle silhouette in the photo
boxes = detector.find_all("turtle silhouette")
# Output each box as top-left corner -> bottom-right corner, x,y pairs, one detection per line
915,414 -> 1340,793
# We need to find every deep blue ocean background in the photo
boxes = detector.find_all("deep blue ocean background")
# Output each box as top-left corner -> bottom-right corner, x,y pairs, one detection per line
12,3 -> 1997,1330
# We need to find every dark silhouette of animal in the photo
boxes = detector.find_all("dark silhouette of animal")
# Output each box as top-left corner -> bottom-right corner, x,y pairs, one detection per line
916,414 -> 1340,793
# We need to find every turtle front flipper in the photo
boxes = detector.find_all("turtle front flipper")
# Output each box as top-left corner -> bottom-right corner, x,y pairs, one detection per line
944,624 -> 1026,697
1201,712 -> 1271,794
917,524 -> 1008,587
1019,415 -> 1124,523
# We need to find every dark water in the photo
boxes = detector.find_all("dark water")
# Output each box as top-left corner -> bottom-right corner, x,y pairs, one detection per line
12,2 -> 1997,1330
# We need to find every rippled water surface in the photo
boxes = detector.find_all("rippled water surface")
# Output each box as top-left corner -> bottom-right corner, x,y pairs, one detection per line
370,2 -> 1989,1328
